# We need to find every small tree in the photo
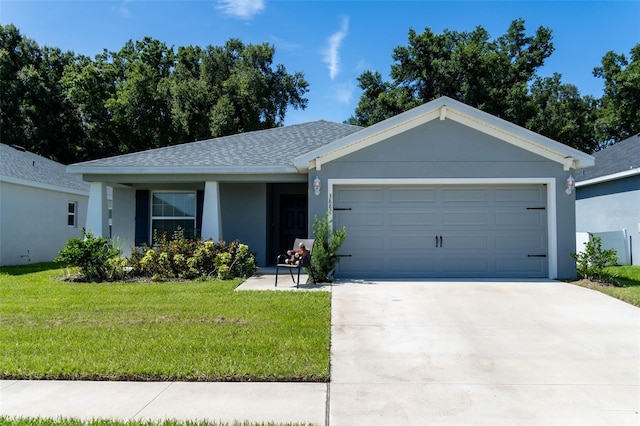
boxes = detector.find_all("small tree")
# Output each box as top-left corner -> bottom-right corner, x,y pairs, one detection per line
311,211 -> 346,283
571,234 -> 618,282
55,229 -> 120,282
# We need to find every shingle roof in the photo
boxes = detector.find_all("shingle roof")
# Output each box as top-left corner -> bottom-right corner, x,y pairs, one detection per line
70,120 -> 362,170
0,144 -> 89,192
575,133 -> 640,181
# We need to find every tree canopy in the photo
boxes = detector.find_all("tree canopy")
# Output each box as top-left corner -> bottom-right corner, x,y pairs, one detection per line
348,19 -> 638,152
0,24 -> 309,163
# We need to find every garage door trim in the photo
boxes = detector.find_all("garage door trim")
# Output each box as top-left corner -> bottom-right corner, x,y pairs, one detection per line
327,178 -> 558,279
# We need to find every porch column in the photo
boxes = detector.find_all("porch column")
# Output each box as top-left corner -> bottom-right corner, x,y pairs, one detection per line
201,181 -> 222,241
86,181 -> 109,238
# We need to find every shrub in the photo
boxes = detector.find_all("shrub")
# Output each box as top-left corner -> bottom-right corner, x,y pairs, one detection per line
128,228 -> 257,281
571,234 -> 618,282
311,210 -> 347,283
55,229 -> 120,282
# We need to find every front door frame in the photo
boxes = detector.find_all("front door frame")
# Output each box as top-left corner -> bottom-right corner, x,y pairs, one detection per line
267,183 -> 308,265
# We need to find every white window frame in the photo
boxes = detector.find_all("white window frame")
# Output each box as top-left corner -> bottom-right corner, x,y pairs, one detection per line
150,191 -> 197,240
67,201 -> 78,228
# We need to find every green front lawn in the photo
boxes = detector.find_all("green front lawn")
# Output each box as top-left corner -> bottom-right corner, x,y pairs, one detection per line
0,264 -> 330,382
572,265 -> 640,307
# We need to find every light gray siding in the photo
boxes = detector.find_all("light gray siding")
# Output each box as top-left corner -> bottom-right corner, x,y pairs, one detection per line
0,181 -> 88,266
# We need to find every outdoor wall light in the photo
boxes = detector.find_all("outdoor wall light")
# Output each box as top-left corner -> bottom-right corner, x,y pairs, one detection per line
565,175 -> 575,195
313,176 -> 321,196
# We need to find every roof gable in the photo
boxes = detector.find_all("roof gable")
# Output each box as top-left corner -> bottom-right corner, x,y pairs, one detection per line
293,97 -> 594,172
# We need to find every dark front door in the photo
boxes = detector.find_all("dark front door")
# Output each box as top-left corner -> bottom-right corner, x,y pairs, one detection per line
279,195 -> 308,254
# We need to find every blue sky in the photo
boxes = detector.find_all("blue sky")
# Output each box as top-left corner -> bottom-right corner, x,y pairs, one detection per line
2,0 -> 638,125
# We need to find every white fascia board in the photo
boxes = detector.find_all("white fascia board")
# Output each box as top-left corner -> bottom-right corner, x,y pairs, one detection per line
0,175 -> 89,196
575,168 -> 640,187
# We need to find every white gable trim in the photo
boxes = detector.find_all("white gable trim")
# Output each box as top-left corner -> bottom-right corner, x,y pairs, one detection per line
294,96 -> 594,172
326,177 -> 558,279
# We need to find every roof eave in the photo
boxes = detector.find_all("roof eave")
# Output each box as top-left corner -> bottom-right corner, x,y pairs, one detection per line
575,168 -> 640,187
67,165 -> 302,176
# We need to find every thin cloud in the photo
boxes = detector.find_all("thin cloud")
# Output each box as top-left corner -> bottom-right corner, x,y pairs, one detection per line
323,17 -> 349,80
117,0 -> 132,18
331,81 -> 355,104
216,0 -> 265,20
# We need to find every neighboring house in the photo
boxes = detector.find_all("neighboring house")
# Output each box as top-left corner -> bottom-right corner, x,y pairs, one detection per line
68,97 -> 594,279
575,133 -> 640,265
0,144 -> 90,266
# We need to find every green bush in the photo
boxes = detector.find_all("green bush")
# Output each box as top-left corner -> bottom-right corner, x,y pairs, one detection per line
311,210 -> 346,283
128,228 -> 257,281
55,229 -> 120,282
571,234 -> 618,282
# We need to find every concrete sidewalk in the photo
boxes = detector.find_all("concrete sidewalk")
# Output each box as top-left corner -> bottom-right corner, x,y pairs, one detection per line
0,380 -> 327,424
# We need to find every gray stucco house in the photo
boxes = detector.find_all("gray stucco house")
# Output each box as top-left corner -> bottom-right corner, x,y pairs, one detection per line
575,133 -> 640,265
68,97 -> 594,279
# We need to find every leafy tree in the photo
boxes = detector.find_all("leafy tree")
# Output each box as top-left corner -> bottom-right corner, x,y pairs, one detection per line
349,19 -> 554,127
2,24 -> 309,163
593,44 -> 640,145
526,74 -> 599,153
0,25 -> 82,163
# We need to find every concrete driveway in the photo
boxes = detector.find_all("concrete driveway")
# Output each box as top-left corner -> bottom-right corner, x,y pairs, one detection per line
329,280 -> 640,426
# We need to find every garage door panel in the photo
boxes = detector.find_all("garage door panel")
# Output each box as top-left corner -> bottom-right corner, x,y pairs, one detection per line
496,257 -> 546,274
442,188 -> 489,203
442,211 -> 489,226
335,188 -> 384,204
441,256 -> 489,273
389,256 -> 436,272
442,235 -> 490,250
495,211 -> 545,227
341,237 -> 385,252
390,188 -> 437,203
495,187 -> 545,203
390,212 -> 436,226
495,233 -> 546,251
390,235 -> 437,250
337,212 -> 384,227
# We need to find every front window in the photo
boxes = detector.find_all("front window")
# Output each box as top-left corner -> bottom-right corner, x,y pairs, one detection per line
67,202 -> 77,227
151,192 -> 196,240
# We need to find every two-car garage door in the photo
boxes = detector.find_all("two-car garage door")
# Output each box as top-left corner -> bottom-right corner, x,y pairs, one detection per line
332,184 -> 548,278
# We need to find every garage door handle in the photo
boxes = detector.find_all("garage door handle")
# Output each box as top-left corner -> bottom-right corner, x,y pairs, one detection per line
435,235 -> 443,248
439,236 -> 443,248
528,254 -> 547,258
